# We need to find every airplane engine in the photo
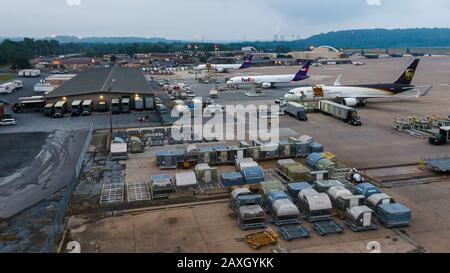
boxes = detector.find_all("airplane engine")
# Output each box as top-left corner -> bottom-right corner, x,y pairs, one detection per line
262,82 -> 272,89
342,98 -> 358,107
216,68 -> 224,73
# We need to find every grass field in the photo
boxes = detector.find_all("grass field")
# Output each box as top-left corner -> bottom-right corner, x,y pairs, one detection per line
0,73 -> 15,83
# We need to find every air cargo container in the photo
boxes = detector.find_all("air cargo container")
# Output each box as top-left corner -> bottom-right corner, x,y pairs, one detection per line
194,163 -> 218,183
221,172 -> 244,187
241,166 -> 265,184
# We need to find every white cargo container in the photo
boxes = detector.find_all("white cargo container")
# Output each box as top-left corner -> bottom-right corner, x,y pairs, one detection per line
18,69 -> 41,77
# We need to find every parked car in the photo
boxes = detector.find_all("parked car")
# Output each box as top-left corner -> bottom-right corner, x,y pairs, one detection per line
0,118 -> 16,126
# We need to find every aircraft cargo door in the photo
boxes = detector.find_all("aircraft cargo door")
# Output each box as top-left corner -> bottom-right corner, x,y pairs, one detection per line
313,86 -> 324,98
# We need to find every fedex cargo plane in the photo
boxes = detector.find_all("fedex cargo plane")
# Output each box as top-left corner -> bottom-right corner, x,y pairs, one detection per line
226,60 -> 312,88
284,58 -> 431,106
196,55 -> 253,72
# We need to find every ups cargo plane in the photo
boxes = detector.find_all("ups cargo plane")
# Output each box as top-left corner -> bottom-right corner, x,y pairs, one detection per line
284,59 -> 431,106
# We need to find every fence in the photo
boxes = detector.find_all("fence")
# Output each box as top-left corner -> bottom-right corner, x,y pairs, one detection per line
42,123 -> 94,253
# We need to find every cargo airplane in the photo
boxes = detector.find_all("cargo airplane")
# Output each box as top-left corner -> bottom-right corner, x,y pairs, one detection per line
196,55 -> 253,72
283,58 -> 431,106
226,60 -> 312,88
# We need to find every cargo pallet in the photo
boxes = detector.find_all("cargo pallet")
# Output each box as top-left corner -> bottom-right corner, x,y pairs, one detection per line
313,220 -> 345,236
279,224 -> 311,241
245,231 -> 278,250
344,220 -> 378,232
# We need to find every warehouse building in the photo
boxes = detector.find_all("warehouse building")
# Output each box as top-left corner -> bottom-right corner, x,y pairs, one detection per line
44,67 -> 155,112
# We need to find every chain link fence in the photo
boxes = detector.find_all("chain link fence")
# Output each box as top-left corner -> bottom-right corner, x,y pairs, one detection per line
42,123 -> 94,253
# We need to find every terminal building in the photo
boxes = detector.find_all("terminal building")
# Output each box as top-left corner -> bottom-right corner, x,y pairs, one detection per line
288,46 -> 351,64
44,67 -> 155,111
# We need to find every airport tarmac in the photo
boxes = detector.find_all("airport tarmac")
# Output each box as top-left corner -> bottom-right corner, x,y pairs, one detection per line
3,56 -> 450,253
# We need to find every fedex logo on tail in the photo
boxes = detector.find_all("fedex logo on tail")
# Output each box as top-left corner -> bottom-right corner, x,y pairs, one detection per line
292,60 -> 312,82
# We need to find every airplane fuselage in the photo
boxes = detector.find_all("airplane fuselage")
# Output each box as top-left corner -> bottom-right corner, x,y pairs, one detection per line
227,75 -> 309,86
284,83 -> 415,103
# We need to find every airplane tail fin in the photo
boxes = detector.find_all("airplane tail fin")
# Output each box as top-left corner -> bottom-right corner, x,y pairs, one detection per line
239,55 -> 253,69
292,60 -> 312,82
394,58 -> 420,85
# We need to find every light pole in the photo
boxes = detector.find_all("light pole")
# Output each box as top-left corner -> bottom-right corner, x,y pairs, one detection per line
108,78 -> 115,138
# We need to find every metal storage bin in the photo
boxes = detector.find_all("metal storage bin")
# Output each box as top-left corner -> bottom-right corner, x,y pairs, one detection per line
278,141 -> 295,158
306,153 -> 324,169
355,183 -> 382,198
229,188 -> 252,210
236,157 -> 258,172
238,205 -> 268,230
185,144 -> 198,163
276,159 -> 297,175
267,191 -> 291,208
310,142 -> 324,153
345,206 -> 378,232
194,163 -> 218,184
327,186 -> 364,214
314,179 -> 344,193
297,188 -> 333,222
286,182 -> 312,203
150,174 -> 175,197
197,146 -> 216,165
246,146 -> 261,161
156,149 -> 184,169
221,172 -> 244,187
175,171 -> 198,191
314,158 -> 336,177
376,203 -> 411,228
271,199 -> 300,226
259,180 -> 285,199
214,146 -> 232,164
260,143 -> 279,160
286,163 -> 310,181
230,146 -> 246,163
366,193 -> 393,211
241,166 -> 265,184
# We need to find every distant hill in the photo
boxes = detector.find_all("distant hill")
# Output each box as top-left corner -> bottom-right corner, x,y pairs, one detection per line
231,28 -> 450,50
3,28 -> 450,49
301,28 -> 450,48
48,36 -> 184,44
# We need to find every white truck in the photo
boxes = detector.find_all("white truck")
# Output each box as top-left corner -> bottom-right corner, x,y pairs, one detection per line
284,102 -> 308,121
0,82 -> 17,94
209,89 -> 218,98
319,100 -> 362,126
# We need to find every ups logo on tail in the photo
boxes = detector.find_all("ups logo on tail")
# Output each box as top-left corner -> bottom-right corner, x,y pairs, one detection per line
405,69 -> 415,80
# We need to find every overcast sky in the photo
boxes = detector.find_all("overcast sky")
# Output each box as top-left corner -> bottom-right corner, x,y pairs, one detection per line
2,0 -> 450,41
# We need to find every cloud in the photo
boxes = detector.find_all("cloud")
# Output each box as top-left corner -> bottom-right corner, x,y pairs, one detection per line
367,0 -> 382,6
